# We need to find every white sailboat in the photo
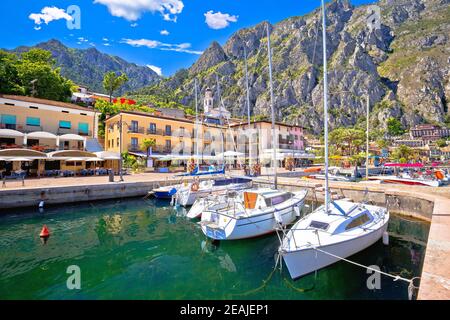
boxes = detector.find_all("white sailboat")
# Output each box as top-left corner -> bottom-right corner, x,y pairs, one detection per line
279,0 -> 389,279
199,23 -> 308,240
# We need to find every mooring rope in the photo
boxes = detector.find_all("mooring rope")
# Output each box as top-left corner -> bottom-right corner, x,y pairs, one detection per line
309,245 -> 420,300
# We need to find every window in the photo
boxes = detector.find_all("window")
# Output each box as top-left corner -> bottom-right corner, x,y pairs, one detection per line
345,213 -> 371,230
165,125 -> 171,136
29,106 -> 38,110
309,221 -> 329,230
265,192 -> 293,206
131,120 -> 138,132
4,103 -> 14,106
78,122 -> 89,135
117,138 -> 119,147
80,113 -> 87,116
26,117 -> 41,127
165,140 -> 171,150
149,123 -> 156,134
0,114 -> 17,129
131,138 -> 138,147
62,110 -> 69,114
59,120 -> 71,129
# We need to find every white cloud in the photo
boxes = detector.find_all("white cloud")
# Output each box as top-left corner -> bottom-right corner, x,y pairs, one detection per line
78,37 -> 89,42
160,29 -> 170,36
89,42 -> 96,47
34,26 -> 42,31
204,10 -> 238,30
103,43 -> 112,46
147,65 -> 163,76
94,0 -> 184,22
29,6 -> 73,27
130,23 -> 139,27
122,38 -> 203,55
102,37 -> 109,41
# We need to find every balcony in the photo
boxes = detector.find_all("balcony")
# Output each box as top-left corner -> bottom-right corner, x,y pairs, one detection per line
146,128 -> 164,135
127,127 -> 145,134
57,127 -> 92,136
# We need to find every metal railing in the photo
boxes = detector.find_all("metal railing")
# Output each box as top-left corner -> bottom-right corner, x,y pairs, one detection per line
128,127 -> 145,134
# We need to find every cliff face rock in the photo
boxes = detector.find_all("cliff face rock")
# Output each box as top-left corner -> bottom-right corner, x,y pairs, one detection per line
10,39 -> 161,95
132,0 -> 449,134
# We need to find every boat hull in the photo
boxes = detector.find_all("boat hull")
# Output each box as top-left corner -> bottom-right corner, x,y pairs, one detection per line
282,221 -> 388,279
153,187 -> 178,199
201,197 -> 305,240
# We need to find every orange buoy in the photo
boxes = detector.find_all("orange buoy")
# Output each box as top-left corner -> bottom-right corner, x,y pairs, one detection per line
39,225 -> 50,238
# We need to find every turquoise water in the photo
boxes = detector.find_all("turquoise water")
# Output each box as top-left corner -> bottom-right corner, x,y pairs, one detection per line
0,198 -> 429,300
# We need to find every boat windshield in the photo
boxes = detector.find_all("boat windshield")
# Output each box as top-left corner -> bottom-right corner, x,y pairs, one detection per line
309,220 -> 329,230
345,213 -> 371,231
265,192 -> 293,206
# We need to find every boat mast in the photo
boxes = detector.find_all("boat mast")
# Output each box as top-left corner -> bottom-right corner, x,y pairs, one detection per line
216,74 -> 225,166
321,0 -> 330,212
366,94 -> 370,180
194,78 -> 200,168
244,47 -> 251,127
244,46 -> 252,168
267,23 -> 277,189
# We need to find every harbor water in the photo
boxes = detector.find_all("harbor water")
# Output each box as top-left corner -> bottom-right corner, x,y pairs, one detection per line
0,197 -> 430,300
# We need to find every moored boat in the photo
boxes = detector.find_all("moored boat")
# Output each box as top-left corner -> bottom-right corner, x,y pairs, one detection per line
200,188 -> 307,240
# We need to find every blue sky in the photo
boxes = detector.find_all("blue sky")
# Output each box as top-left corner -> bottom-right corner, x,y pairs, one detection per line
0,0 -> 376,76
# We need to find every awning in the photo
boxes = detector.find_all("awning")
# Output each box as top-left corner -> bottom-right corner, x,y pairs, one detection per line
66,157 -> 87,161
0,129 -> 24,137
59,134 -> 85,141
0,148 -> 47,159
94,151 -> 121,160
9,157 -> 32,162
85,157 -> 105,162
27,131 -> 58,139
48,150 -> 96,158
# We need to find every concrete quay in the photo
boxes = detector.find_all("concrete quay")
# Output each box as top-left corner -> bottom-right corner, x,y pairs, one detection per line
0,172 -> 449,299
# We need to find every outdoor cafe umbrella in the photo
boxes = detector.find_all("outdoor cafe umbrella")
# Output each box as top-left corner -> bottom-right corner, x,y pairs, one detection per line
9,157 -> 32,162
85,157 -> 105,162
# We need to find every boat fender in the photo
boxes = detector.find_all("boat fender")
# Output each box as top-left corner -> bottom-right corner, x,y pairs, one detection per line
274,209 -> 282,224
435,171 -> 444,180
383,231 -> 389,246
39,201 -> 45,208
294,205 -> 301,217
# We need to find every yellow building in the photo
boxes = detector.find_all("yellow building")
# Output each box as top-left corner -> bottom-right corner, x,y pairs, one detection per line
0,94 -> 119,177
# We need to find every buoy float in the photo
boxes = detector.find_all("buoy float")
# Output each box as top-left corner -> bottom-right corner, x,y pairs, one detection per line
39,201 -> 45,209
383,231 -> 389,246
39,225 -> 50,238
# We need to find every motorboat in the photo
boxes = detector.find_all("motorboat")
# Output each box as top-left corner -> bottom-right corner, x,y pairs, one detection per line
199,188 -> 308,240
368,172 -> 442,187
279,200 -> 389,279
176,177 -> 252,207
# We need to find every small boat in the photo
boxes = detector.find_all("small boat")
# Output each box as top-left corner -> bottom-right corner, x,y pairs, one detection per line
368,173 -> 442,187
152,185 -> 180,199
279,200 -> 389,279
176,177 -> 252,207
308,174 -> 353,182
199,188 -> 308,240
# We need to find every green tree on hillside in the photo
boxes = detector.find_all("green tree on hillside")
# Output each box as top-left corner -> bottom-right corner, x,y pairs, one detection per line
392,145 -> 416,163
0,51 -> 24,94
16,49 -> 73,101
329,128 -> 365,156
103,71 -> 128,103
386,117 -> 404,136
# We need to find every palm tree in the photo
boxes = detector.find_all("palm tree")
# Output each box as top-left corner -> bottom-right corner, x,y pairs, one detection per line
141,138 -> 156,167
103,71 -> 128,103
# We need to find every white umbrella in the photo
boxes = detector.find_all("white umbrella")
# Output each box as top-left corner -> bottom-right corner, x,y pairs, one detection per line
85,157 -> 104,162
66,157 -> 86,161
9,157 -> 32,162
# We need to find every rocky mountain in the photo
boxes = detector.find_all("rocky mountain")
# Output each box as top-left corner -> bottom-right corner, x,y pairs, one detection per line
131,0 -> 450,134
9,39 -> 161,95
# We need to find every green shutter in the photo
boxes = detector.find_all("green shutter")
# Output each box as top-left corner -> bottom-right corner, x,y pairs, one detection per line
1,114 -> 16,125
26,117 -> 40,126
78,122 -> 89,134
59,120 -> 71,129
